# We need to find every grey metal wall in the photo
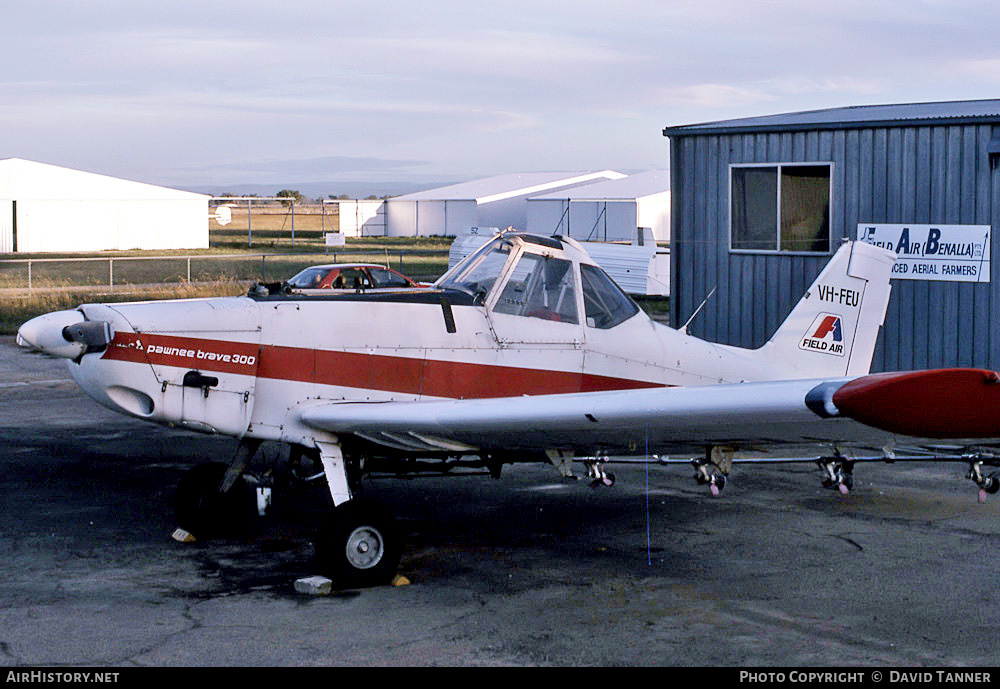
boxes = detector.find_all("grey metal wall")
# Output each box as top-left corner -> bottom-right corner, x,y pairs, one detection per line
669,123 -> 1000,372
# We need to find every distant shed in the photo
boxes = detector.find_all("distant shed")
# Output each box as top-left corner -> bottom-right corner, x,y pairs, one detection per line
526,170 -> 670,242
337,171 -> 626,237
0,158 -> 209,253
663,99 -> 1000,372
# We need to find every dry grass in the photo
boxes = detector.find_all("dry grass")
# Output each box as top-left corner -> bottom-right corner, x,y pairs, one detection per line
1,280 -> 248,335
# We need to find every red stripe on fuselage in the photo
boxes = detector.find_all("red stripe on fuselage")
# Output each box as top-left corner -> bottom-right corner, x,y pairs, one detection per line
102,332 -> 664,398
102,332 -> 259,375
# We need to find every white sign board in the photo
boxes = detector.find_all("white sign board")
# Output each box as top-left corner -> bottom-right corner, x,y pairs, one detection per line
324,232 -> 346,247
856,224 -> 991,283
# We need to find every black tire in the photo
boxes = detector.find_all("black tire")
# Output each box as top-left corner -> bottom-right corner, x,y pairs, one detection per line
986,474 -> 1000,495
174,462 -> 256,540
314,499 -> 401,588
841,472 -> 854,492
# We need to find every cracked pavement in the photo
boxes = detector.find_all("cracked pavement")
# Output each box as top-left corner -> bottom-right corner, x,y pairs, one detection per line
1,336 -> 999,666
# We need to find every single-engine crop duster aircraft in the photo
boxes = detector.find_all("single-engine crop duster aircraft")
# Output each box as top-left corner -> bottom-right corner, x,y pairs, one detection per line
17,232 -> 1000,586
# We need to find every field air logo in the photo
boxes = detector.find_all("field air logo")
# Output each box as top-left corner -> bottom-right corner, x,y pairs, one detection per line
800,313 -> 846,356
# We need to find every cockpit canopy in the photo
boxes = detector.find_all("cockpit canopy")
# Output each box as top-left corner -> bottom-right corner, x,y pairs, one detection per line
436,233 -> 640,329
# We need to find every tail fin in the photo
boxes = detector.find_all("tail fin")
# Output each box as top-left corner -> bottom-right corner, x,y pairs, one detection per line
758,241 -> 896,377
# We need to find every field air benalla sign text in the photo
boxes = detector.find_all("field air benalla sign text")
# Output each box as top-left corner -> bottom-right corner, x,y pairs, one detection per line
857,224 -> 991,283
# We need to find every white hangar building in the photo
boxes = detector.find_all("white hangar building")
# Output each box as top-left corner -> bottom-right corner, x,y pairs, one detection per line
525,170 -> 670,242
337,171 -> 626,237
0,158 -> 210,253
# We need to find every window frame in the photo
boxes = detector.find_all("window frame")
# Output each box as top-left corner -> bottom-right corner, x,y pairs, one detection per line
728,162 -> 835,255
492,251 -> 581,325
580,262 -> 640,329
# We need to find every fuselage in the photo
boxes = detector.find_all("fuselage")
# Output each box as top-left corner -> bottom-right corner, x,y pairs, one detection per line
52,233 -> 792,446
28,233 -> 901,451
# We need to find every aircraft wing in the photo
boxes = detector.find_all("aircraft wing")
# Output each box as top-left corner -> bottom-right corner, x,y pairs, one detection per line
297,369 -> 1000,458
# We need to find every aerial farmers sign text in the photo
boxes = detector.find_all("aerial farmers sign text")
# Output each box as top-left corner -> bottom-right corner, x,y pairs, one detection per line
857,224 -> 991,283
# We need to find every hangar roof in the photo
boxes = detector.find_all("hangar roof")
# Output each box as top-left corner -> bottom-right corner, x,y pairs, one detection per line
663,98 -> 1000,137
0,158 -> 209,201
529,170 -> 669,201
394,171 -> 626,204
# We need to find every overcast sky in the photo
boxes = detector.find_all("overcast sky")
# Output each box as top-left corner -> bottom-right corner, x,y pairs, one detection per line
2,1 -> 999,194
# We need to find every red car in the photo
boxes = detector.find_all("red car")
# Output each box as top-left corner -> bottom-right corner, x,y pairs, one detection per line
285,263 -> 426,291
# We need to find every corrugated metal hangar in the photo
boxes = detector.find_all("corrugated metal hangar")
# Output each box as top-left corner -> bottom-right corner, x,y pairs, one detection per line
0,158 -> 209,253
663,98 -> 1000,372
336,171 -> 627,237
525,170 -> 670,242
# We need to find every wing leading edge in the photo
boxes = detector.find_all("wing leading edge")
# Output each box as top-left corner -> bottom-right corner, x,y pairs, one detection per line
298,368 -> 1000,458
297,377 -> 882,457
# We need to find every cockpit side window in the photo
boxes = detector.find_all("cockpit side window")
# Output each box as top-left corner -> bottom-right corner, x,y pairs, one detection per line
437,237 -> 513,304
494,254 -> 579,324
580,263 -> 640,329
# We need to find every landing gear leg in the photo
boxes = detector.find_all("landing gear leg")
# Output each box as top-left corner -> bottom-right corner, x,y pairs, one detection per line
313,440 -> 401,587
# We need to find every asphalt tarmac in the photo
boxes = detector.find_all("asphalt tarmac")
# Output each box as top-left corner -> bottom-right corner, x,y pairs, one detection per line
1,335 -> 999,667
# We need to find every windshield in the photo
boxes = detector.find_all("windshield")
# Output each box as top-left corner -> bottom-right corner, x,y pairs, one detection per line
437,237 -> 514,303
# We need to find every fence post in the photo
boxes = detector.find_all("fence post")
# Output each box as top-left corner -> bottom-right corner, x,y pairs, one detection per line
187,257 -> 191,283
109,259 -> 114,291
28,260 -> 32,291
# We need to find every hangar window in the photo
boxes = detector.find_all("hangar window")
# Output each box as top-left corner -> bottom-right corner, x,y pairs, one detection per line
730,164 -> 832,253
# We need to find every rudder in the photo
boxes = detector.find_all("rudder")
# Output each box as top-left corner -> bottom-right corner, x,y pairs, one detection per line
758,241 -> 896,378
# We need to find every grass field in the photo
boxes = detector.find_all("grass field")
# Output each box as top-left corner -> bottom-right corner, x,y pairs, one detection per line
0,208 -> 456,333
0,280 -> 249,334
0,206 -> 453,290
0,209 -> 669,333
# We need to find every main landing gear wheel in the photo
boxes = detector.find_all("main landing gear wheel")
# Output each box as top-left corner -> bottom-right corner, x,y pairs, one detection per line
174,462 -> 256,540
314,499 -> 402,588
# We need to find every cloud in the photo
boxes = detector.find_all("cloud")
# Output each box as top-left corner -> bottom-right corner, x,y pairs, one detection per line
655,77 -> 882,110
3,0 -> 1000,188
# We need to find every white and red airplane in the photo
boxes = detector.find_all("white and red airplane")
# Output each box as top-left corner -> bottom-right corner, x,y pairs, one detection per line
16,232 -> 1000,586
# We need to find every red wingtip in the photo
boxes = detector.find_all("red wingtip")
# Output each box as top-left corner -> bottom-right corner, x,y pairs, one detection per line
833,369 -> 1000,438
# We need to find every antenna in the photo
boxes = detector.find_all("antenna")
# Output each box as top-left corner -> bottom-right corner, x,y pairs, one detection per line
679,287 -> 716,334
